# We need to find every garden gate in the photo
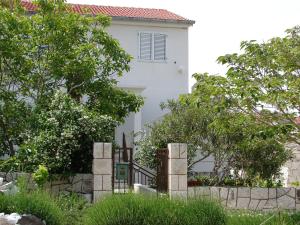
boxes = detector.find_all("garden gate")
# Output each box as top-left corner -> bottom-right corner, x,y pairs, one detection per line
112,134 -> 156,193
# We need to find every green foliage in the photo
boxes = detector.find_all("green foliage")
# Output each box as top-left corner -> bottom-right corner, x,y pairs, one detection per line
16,175 -> 32,193
188,73 -> 291,178
0,5 -> 32,156
83,194 -> 226,225
192,175 -> 282,188
291,181 -> 300,187
0,157 -> 22,172
0,0 -> 143,167
33,165 -> 49,188
194,175 -> 217,186
227,211 -> 300,225
18,92 -> 116,173
136,97 -> 290,181
216,26 -> 300,145
0,191 -> 65,225
55,192 -> 90,225
136,101 -> 212,170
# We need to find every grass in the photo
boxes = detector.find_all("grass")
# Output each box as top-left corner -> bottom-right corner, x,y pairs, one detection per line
1,185 -> 300,225
0,191 -> 65,225
83,194 -> 226,225
55,192 -> 90,225
227,211 -> 300,225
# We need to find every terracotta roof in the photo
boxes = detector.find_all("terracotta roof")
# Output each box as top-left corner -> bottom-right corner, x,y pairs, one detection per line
21,1 -> 195,25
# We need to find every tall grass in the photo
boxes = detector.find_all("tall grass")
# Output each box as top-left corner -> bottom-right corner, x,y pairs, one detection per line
55,192 -> 90,225
0,191 -> 65,225
227,211 -> 300,225
83,194 -> 226,225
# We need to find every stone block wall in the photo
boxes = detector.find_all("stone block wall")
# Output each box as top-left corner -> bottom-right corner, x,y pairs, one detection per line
0,172 -> 93,199
168,143 -> 188,199
93,142 -> 113,202
188,186 -> 300,211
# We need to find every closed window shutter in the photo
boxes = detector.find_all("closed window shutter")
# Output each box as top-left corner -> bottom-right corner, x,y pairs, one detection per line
139,32 -> 152,60
154,34 -> 166,60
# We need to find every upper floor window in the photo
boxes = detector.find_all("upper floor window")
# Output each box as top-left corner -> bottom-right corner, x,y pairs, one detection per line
138,32 -> 167,61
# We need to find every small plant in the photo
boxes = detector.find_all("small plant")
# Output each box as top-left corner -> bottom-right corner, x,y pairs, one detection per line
291,181 -> 300,187
16,175 -> 31,193
195,175 -> 217,186
32,165 -> 49,189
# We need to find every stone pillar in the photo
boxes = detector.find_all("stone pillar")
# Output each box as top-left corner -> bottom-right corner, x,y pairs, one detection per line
93,142 -> 113,202
168,143 -> 188,199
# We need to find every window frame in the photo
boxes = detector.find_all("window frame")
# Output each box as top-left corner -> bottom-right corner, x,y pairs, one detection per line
138,31 -> 167,62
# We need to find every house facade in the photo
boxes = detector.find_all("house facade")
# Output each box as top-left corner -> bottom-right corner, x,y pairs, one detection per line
106,14 -> 194,146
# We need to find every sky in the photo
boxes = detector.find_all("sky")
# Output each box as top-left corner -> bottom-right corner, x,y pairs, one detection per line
68,0 -> 300,85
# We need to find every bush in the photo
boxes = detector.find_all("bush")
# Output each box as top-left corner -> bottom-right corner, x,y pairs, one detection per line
188,175 -> 283,188
0,191 -> 65,225
33,165 -> 49,188
17,92 -> 117,174
83,194 -> 226,225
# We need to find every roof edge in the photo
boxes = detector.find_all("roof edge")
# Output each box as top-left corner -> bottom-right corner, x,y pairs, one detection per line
25,10 -> 195,26
111,16 -> 195,26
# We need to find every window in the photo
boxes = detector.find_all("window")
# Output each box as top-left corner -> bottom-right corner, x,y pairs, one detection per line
138,32 -> 166,61
139,32 -> 152,60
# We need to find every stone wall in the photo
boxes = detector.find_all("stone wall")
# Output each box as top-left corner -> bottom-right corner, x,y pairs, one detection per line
168,143 -> 188,199
188,186 -> 300,211
93,142 -> 113,202
0,172 -> 93,196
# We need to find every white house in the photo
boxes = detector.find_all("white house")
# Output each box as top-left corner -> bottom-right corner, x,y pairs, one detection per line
102,6 -> 195,146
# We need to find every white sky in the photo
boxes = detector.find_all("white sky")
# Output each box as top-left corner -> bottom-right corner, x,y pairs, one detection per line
68,0 -> 300,85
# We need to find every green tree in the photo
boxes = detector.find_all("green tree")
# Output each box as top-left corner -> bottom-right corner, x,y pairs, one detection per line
0,0 -> 143,172
190,73 -> 291,180
217,26 -> 300,144
0,6 -> 32,155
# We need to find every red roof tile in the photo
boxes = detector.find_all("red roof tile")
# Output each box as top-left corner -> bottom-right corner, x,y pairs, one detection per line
21,0 -> 194,25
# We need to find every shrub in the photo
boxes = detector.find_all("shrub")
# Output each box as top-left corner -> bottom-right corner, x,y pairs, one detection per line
189,175 -> 283,188
18,92 -> 117,174
0,157 -> 22,172
32,165 -> 49,188
83,194 -> 226,225
0,191 -> 65,225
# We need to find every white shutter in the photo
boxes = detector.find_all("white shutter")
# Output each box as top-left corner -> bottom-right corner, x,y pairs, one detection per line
154,34 -> 166,60
139,32 -> 152,60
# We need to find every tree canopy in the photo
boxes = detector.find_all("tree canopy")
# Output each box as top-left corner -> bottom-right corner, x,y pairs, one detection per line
216,26 -> 300,144
0,0 -> 143,172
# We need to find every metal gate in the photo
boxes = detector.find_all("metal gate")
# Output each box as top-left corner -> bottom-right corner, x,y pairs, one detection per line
112,146 -> 157,193
112,134 -> 168,193
112,146 -> 133,193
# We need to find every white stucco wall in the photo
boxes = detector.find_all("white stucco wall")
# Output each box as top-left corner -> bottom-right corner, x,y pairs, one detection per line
107,20 -> 191,146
